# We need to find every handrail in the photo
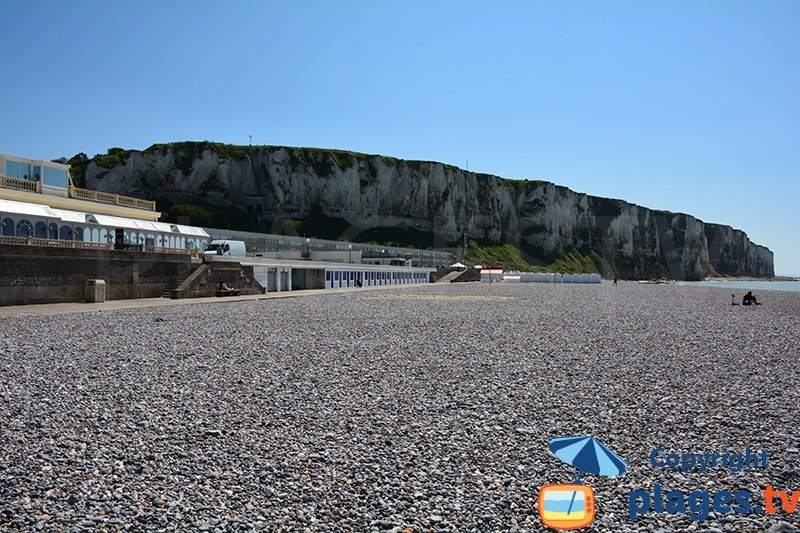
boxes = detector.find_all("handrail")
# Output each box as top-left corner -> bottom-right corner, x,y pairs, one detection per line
156,247 -> 191,254
68,185 -> 156,211
0,176 -> 155,211
0,235 -> 189,253
0,175 -> 41,193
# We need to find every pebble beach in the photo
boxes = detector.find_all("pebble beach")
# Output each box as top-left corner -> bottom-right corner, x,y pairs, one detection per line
1,282 -> 798,532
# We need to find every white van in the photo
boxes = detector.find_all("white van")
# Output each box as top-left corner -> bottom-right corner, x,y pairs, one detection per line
203,240 -> 247,257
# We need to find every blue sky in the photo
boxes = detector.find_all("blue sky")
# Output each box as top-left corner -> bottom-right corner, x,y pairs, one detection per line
3,1 -> 798,275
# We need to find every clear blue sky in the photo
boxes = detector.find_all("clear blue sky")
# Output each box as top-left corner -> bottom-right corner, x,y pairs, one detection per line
3,1 -> 798,275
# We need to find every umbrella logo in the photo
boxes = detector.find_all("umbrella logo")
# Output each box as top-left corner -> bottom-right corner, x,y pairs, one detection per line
538,435 -> 627,530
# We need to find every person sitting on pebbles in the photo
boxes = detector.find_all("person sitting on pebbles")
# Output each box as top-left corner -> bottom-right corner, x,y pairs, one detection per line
742,291 -> 761,306
218,280 -> 238,296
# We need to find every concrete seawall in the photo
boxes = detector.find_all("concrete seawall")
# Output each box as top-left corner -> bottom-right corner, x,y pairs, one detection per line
0,244 -> 192,306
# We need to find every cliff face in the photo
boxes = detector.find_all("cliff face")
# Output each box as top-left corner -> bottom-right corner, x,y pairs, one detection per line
78,143 -> 774,279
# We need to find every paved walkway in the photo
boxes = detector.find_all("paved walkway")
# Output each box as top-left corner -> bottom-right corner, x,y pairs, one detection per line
0,283 -> 436,317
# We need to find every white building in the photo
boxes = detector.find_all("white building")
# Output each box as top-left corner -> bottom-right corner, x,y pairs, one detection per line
0,152 -> 210,250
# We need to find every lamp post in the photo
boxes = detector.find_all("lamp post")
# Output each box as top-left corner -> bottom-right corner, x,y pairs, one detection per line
348,244 -> 353,263
303,238 -> 311,260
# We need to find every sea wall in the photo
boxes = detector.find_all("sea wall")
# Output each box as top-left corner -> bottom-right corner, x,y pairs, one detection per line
0,244 -> 191,306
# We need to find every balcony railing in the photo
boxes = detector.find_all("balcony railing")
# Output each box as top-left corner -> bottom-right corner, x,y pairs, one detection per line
0,235 -> 191,254
0,175 -> 41,193
0,175 -> 156,211
68,186 -> 156,211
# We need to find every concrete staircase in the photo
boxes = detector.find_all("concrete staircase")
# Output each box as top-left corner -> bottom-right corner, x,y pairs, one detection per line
435,270 -> 465,283
162,264 -> 203,299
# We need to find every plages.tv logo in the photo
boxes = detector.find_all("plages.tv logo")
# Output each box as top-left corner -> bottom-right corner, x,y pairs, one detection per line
539,435 -> 627,530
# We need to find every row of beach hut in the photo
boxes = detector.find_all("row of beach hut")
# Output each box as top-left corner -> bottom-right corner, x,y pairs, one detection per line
501,272 -> 602,284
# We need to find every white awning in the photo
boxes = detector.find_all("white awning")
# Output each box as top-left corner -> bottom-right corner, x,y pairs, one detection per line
89,214 -> 172,232
0,198 -> 60,219
89,214 -> 142,230
0,198 -> 208,237
150,221 -> 175,232
50,208 -> 89,223
176,224 -> 210,237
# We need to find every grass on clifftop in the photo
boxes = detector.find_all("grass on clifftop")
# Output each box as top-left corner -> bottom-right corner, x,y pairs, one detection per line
67,141 -> 538,182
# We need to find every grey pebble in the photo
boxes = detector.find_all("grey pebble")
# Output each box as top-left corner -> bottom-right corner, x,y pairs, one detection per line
768,522 -> 797,533
0,284 -> 797,531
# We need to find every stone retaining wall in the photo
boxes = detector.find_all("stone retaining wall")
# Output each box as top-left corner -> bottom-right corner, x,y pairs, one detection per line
0,244 -> 191,306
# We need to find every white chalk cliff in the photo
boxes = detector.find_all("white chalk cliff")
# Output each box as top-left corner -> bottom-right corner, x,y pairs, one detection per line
78,142 -> 774,279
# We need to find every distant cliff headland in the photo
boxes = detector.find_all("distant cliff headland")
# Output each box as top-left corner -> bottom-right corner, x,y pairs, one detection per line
66,142 -> 774,280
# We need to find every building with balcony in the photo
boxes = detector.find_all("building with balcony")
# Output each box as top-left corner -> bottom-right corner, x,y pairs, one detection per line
0,152 -> 210,251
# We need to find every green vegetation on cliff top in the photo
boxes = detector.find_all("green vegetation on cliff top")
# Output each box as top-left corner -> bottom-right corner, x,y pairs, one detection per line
71,141 -> 553,185
465,241 -> 600,274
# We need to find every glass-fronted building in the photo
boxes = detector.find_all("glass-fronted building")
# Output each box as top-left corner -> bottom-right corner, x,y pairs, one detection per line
1,153 -> 70,195
0,152 -> 210,250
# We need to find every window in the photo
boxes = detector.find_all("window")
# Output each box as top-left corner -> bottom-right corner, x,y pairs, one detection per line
48,222 -> 58,239
43,166 -> 68,188
5,160 -> 18,179
2,217 -> 13,236
326,271 -> 331,281
59,226 -> 72,240
16,219 -> 33,237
